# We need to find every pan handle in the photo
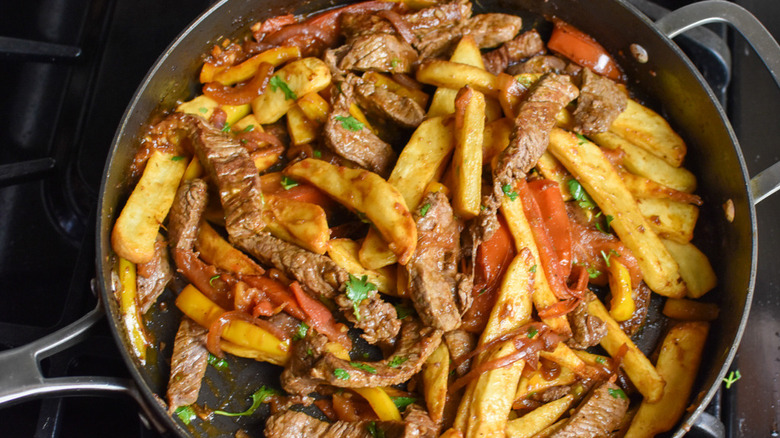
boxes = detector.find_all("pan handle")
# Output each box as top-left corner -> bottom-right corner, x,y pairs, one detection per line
654,0 -> 780,205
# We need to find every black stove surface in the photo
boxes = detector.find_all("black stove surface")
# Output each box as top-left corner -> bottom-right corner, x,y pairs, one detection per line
0,0 -> 778,437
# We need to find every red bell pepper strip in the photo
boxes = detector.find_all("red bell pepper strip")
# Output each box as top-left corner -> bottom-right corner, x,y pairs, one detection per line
289,282 -> 352,348
527,179 -> 573,278
547,19 -> 623,81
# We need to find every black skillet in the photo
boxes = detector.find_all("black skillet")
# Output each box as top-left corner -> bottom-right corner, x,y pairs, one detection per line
1,0 -> 779,436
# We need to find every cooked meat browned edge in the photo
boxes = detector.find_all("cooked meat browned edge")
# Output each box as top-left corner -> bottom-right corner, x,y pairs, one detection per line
167,178 -> 208,251
483,29 -> 546,75
136,233 -> 172,314
573,68 -> 627,135
566,294 -> 607,349
339,33 -> 418,74
507,54 -> 567,75
443,329 -> 476,377
166,317 -> 209,414
548,380 -> 629,438
460,13 -> 522,50
618,282 -> 652,336
354,79 -> 425,129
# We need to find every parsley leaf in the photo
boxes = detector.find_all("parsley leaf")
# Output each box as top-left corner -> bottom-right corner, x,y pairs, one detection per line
221,123 -> 232,133
587,267 -> 601,278
214,386 -> 278,417
367,421 -> 386,438
334,115 -> 364,132
502,183 -> 519,201
392,396 -> 417,411
313,149 -> 322,158
281,176 -> 299,190
420,203 -> 431,217
350,362 -> 378,374
388,356 -> 408,368
242,124 -> 255,133
198,107 -> 208,114
576,133 -> 588,145
333,368 -> 351,380
394,303 -> 414,319
608,388 -> 627,399
529,264 -> 537,273
171,155 -> 185,161
723,370 -> 741,389
595,356 -> 607,365
270,75 -> 297,100
293,322 -> 309,341
345,274 -> 377,321
595,214 -> 615,233
207,353 -> 229,371
527,327 -> 539,338
567,179 -> 596,209
209,274 -> 220,286
174,405 -> 196,424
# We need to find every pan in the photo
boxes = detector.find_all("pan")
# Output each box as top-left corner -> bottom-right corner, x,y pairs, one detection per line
1,0 -> 779,436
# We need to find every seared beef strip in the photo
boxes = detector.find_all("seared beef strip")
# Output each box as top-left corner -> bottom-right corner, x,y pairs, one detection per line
407,2 -> 472,59
507,54 -> 567,75
167,178 -> 209,251
339,33 -> 418,74
460,13 -> 522,50
136,233 -> 173,314
618,282 -> 652,336
443,329 -> 476,377
281,333 -> 330,395
548,380 -> 629,438
342,293 -> 403,344
323,74 -> 397,177
265,406 -> 437,438
166,317 -> 209,414
405,191 -> 466,331
354,79 -> 425,129
483,30 -> 546,75
572,68 -> 627,135
566,294 -> 607,349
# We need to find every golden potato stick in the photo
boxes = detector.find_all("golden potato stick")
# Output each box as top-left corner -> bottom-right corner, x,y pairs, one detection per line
451,87 -> 485,219
661,239 -> 717,298
175,284 -> 290,365
591,131 -> 697,193
538,343 -> 588,376
327,238 -> 397,295
636,197 -> 699,243
209,46 -> 301,85
505,394 -> 574,438
587,297 -> 665,402
359,116 -> 455,269
548,128 -> 686,298
263,195 -> 330,255
364,71 -> 429,109
482,117 -> 512,164
416,60 -> 499,99
177,95 -> 250,126
662,298 -> 719,321
516,366 -> 577,400
422,343 -> 450,424
286,104 -> 318,146
112,150 -> 188,263
620,171 -> 702,205
440,429 -> 464,438
428,35 -> 485,117
196,221 -> 264,275
117,257 -> 150,363
296,91 -> 330,124
609,99 -> 687,167
534,152 -> 573,201
532,419 -> 566,438
625,322 -> 710,438
251,57 -> 331,124
499,189 -> 572,335
285,158 -> 417,265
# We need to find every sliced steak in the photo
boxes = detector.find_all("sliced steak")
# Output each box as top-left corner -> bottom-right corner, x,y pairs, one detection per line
265,408 -> 436,438
405,192 -> 464,331
566,294 -> 607,349
507,55 -> 567,75
166,317 -> 209,414
460,13 -> 522,49
483,30 -> 546,75
339,33 -> 417,74
618,281 -> 652,336
323,75 -> 397,177
408,2 -> 472,59
281,333 -> 330,395
548,381 -> 629,438
443,329 -> 476,376
338,292 -> 403,344
572,68 -> 628,135
136,233 -> 173,314
167,178 -> 208,251
354,79 -> 425,129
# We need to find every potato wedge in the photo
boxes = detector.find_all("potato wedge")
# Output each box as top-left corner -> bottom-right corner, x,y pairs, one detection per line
662,298 -> 719,321
416,60 -> 499,98
422,343 -> 450,424
538,343 -> 588,376
609,99 -> 686,167
285,158 -> 417,264
251,57 -> 331,124
625,322 -> 709,438
548,128 -> 686,298
112,150 -> 188,264
264,195 -> 330,254
296,91 -> 330,124
482,117 -> 513,164
506,395 -> 574,438
428,35 -> 485,117
177,94 -> 250,126
587,297 -> 666,402
196,221 -> 264,275
286,104 -> 319,146
359,116 -> 455,269
620,171 -> 702,205
327,238 -> 397,295
451,87 -> 485,219
201,46 -> 301,85
364,71 -> 429,109
661,239 -> 717,298
636,197 -> 699,243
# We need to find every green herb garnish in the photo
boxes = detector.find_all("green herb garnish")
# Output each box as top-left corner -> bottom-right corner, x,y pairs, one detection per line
207,353 -> 229,371
171,155 -> 185,161
394,303 -> 414,320
333,368 -> 351,380
567,179 -> 596,209
334,115 -> 364,132
214,386 -> 278,417
576,133 -> 588,145
502,183 -> 518,201
242,124 -> 255,133
723,370 -> 741,389
345,274 -> 377,321
174,405 -> 196,424
367,421 -> 386,438
198,107 -> 208,114
313,149 -> 322,158
388,356 -> 408,368
350,362 -> 378,374
209,274 -> 220,286
608,388 -> 627,399
420,203 -> 431,217
527,327 -> 539,338
293,322 -> 309,341
529,264 -> 537,273
595,356 -> 607,365
270,75 -> 297,100
392,396 -> 417,411
281,176 -> 299,190
221,123 -> 232,133
587,267 -> 601,279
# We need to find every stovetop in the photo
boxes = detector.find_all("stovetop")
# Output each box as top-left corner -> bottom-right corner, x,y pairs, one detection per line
0,0 -> 778,436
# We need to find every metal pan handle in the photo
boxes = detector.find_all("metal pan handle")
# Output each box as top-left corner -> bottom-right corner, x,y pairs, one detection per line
655,0 -> 780,205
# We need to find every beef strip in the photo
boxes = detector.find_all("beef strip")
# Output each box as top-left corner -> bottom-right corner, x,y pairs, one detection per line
507,55 -> 567,75
548,380 -> 629,438
167,178 -> 209,251
166,317 -> 209,414
482,30 -> 546,75
323,74 -> 397,177
339,33 -> 418,74
407,2 -> 472,59
265,407 -> 437,438
281,333 -> 330,395
405,191 -> 465,331
572,68 -> 628,135
136,233 -> 173,313
566,294 -> 607,349
443,329 -> 476,376
618,282 -> 652,336
339,292 -> 403,344
460,13 -> 522,50
354,79 -> 425,129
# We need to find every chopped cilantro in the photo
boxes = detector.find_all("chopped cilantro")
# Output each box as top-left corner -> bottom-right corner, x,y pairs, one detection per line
209,274 -> 220,286
214,386 -> 278,417
608,388 -> 627,399
174,405 -> 196,424
595,356 -> 607,365
567,179 -> 596,209
502,183 -> 518,201
242,124 -> 255,133
293,322 -> 309,341
595,214 -> 615,233
356,211 -> 371,224
207,353 -> 229,371
388,356 -> 408,368
313,149 -> 322,158
723,370 -> 741,389
601,250 -> 612,268
281,176 -> 299,190
171,155 -> 185,161
368,421 -> 386,438
392,396 -> 417,411
587,267 -> 601,279
390,58 -> 401,69
307,348 -> 314,356
576,133 -> 588,145
350,362 -> 377,374
333,368 -> 351,380
221,123 -> 231,133
345,274 -> 376,321
529,264 -> 537,273
527,327 -> 538,338
269,75 -> 297,100
420,203 -> 431,217
334,114 -> 364,132
394,303 -> 414,319
198,107 -> 208,114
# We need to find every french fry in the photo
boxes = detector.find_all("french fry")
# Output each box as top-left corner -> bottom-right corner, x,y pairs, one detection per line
608,260 -> 636,322
286,104 -> 319,145
505,395 -> 574,438
609,99 -> 687,167
263,195 -> 330,254
620,171 -> 702,205
548,128 -> 686,298
117,257 -> 150,363
177,95 -> 250,126
422,343 -> 450,424
364,71 -> 429,109
251,57 -> 331,124
661,239 -> 717,298
112,150 -> 188,264
359,116 -> 455,269
285,158 -> 417,265
296,92 -> 330,124
636,197 -> 699,243
538,343 -> 588,376
534,152 -> 573,201
591,131 -> 697,193
516,366 -> 577,400
428,36 -> 485,117
482,117 -> 513,164
327,238 -> 397,295
451,87 -> 485,219
587,297 -> 665,402
662,298 -> 719,321
201,46 -> 301,85
624,322 -> 710,438
196,221 -> 264,275
416,60 -> 499,98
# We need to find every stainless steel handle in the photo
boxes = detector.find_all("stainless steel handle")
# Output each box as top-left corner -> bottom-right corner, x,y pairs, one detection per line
655,0 -> 780,205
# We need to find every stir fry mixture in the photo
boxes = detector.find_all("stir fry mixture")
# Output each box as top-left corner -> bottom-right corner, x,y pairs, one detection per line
111,0 -> 721,436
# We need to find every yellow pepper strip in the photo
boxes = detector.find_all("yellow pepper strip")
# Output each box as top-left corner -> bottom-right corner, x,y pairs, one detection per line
608,260 -> 635,321
205,46 -> 302,85
117,257 -> 150,363
182,156 -> 203,181
354,387 -> 403,422
348,103 -> 375,134
175,284 -> 290,365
